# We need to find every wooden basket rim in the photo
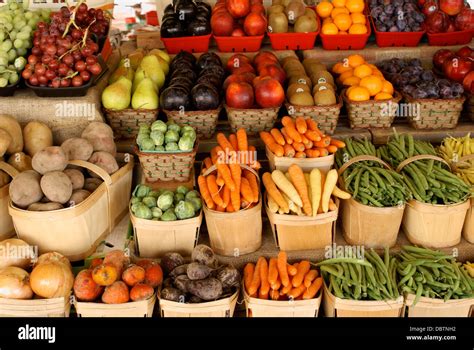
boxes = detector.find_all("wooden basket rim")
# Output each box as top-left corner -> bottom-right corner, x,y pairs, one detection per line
404,293 -> 474,307
74,293 -> 155,311
342,90 -> 402,106
403,93 -> 466,104
0,161 -> 19,178
204,197 -> 262,216
163,104 -> 223,116
158,290 -> 239,309
346,197 -> 406,211
224,103 -> 281,113
0,296 -> 67,306
285,95 -> 343,113
406,198 -> 470,210
396,154 -> 451,173
103,107 -> 159,114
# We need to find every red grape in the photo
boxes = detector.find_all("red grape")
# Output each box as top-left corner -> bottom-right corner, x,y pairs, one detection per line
45,45 -> 57,56
81,47 -> 92,57
85,56 -> 97,66
88,8 -> 96,16
35,64 -> 46,76
33,38 -> 41,46
37,22 -> 46,30
58,64 -> 69,77
28,55 -> 38,65
60,78 -> 71,87
29,75 -> 39,86
88,42 -> 99,54
31,46 -> 41,56
62,54 -> 74,67
72,75 -> 83,87
57,46 -> 67,56
22,69 -> 33,80
78,3 -> 88,13
72,50 -> 82,61
71,29 -> 83,40
87,63 -> 102,76
52,78 -> 61,88
49,59 -> 59,70
75,60 -> 86,72
41,55 -> 53,65
38,75 -> 48,85
45,70 -> 57,81
80,70 -> 91,82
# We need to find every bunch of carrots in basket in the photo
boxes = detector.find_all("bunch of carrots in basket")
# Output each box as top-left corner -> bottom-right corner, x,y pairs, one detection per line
260,116 -> 346,158
263,165 -> 351,216
198,129 -> 260,213
244,252 -> 323,301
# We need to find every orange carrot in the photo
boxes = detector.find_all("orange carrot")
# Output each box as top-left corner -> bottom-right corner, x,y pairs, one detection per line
288,284 -> 306,299
206,174 -> 224,207
251,161 -> 262,171
240,177 -> 254,203
244,171 -> 259,203
330,139 -> 346,148
270,289 -> 280,300
305,130 -> 322,142
305,149 -> 320,158
211,145 -> 225,164
288,164 -> 312,216
270,128 -> 286,146
216,163 -> 236,192
317,148 -> 329,157
248,259 -> 261,296
284,144 -> 296,158
217,133 -> 234,153
300,134 -> 310,145
222,185 -> 231,208
258,289 -> 269,300
329,198 -> 337,211
229,134 -> 238,151
259,257 -> 270,295
260,131 -> 284,157
281,128 -> 293,145
280,280 -> 293,295
198,175 -> 215,209
203,157 -> 212,171
283,123 -> 302,143
295,116 -> 307,134
293,142 -> 305,152
268,258 -> 279,285
216,205 -> 225,212
303,277 -> 323,300
262,172 -> 289,213
243,263 -> 255,294
271,278 -> 281,291
248,145 -> 257,164
292,260 -> 311,288
326,145 -> 338,153
229,163 -> 241,210
277,251 -> 290,287
306,118 -> 319,131
304,140 -> 314,150
287,263 -> 298,276
304,270 -> 319,288
226,202 -> 235,212
236,128 -> 248,152
295,151 -> 306,158
216,173 -> 225,187
315,138 -> 331,148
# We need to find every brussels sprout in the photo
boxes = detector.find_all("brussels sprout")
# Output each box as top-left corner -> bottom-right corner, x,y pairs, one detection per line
180,125 -> 195,136
142,196 -> 157,208
136,132 -> 150,147
151,120 -> 167,133
152,207 -> 163,218
157,192 -> 174,211
165,142 -> 179,152
150,130 -> 164,146
135,185 -> 151,198
140,137 -> 155,151
134,203 -> 153,219
187,197 -> 202,212
162,190 -> 174,197
175,200 -> 196,220
165,130 -> 179,143
130,197 -> 141,205
176,186 -> 189,195
138,124 -> 151,134
182,129 -> 196,142
178,136 -> 195,151
131,203 -> 141,213
149,190 -> 160,198
155,145 -> 165,152
161,208 -> 177,221
167,121 -> 181,134
174,192 -> 185,205
185,190 -> 200,200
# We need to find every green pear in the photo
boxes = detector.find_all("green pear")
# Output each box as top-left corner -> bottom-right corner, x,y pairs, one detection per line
149,49 -> 170,64
102,76 -> 132,110
140,55 -> 165,90
132,78 -> 158,110
127,48 -> 145,69
108,63 -> 134,84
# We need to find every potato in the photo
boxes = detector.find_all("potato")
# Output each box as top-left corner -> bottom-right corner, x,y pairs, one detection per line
7,152 -> 33,172
23,121 -> 53,157
89,136 -> 117,157
0,114 -> 23,154
83,178 -> 102,192
9,170 -> 43,208
161,252 -> 185,274
88,151 -> 119,176
61,138 -> 93,161
169,264 -> 188,277
0,129 -> 12,157
32,146 -> 68,175
160,287 -> 184,302
68,189 -> 90,206
81,122 -> 116,156
173,274 -> 190,293
192,245 -> 218,268
27,202 -> 64,211
0,170 -> 10,187
63,169 -> 84,190
40,171 -> 73,204
187,262 -> 212,281
187,278 -> 223,301
216,265 -> 240,288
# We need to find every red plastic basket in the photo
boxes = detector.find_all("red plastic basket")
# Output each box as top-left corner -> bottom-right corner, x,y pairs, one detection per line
426,30 -> 474,46
214,35 -> 264,52
145,11 -> 158,26
369,16 -> 425,47
320,20 -> 371,50
268,16 -> 320,50
161,34 -> 212,54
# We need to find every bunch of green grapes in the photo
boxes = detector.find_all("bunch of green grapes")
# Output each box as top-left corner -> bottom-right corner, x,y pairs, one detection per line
0,0 -> 50,87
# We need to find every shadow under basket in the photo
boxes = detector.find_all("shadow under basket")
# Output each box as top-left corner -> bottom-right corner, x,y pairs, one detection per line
266,145 -> 335,173
104,108 -> 158,139
225,104 -> 280,136
163,106 -> 221,139
404,294 -> 474,317
74,294 -> 156,317
0,296 -> 70,317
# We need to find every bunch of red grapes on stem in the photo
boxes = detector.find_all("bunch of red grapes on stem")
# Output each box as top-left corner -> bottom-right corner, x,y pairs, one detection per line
22,2 -> 109,88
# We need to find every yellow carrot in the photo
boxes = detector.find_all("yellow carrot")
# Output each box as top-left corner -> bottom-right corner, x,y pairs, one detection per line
310,168 -> 322,217
322,169 -> 338,213
271,170 -> 303,207
288,164 -> 312,216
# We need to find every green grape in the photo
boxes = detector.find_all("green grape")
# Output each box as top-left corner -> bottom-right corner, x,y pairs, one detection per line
0,51 -> 8,60
13,9 -> 22,17
7,64 -> 14,70
27,18 -> 37,28
15,47 -> 26,56
21,39 -> 30,49
19,26 -> 31,35
13,56 -> 25,70
0,57 -> 7,66
13,20 -> 26,31
8,71 -> 18,85
0,66 -> 6,74
7,49 -> 16,62
13,38 -> 22,49
9,29 -> 17,40
40,10 -> 50,20
0,40 -> 12,52
0,77 -> 8,88
0,31 -> 4,42
8,3 -> 18,11
24,11 -> 33,20
4,23 -> 12,32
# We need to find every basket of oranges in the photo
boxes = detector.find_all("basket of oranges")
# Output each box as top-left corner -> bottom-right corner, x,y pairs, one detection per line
317,0 -> 370,50
333,55 -> 401,129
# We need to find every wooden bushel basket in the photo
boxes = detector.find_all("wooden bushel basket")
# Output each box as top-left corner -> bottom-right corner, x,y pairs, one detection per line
110,156 -> 134,229
0,296 -> 70,317
323,282 -> 404,317
463,198 -> 474,243
338,155 -> 404,248
266,145 -> 334,173
159,290 -> 239,317
243,284 -> 321,317
265,194 -> 336,251
75,294 -> 156,317
404,294 -> 474,317
398,155 -> 470,248
0,162 -> 18,240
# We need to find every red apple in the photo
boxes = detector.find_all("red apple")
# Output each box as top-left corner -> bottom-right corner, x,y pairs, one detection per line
253,51 -> 279,68
226,54 -> 252,71
457,46 -> 474,59
226,82 -> 255,109
232,27 -> 246,36
250,4 -> 265,13
422,1 -> 438,16
425,11 -> 449,33
455,7 -> 474,31
213,2 -> 227,13
446,19 -> 456,32
433,49 -> 456,69
211,11 -> 235,36
462,71 -> 474,94
223,72 -> 256,89
439,0 -> 464,16
443,56 -> 473,82
254,78 -> 285,108
226,0 -> 250,18
243,12 -> 267,36
259,63 -> 287,85
231,63 -> 256,75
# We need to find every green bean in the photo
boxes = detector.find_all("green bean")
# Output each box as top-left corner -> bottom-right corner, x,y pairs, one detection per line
407,134 -> 414,157
398,265 -> 416,287
315,258 -> 373,268
330,275 -> 344,298
320,265 -> 344,279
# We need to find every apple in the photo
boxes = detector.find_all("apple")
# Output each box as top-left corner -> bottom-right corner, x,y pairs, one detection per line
250,4 -> 265,13
254,77 -> 285,108
462,71 -> 474,94
231,63 -> 256,75
457,46 -> 474,59
226,54 -> 252,71
231,27 -> 246,36
446,19 -> 456,32
243,12 -> 267,36
443,56 -> 473,82
422,1 -> 438,16
259,64 -> 287,85
211,11 -> 235,36
439,0 -> 464,16
226,0 -> 250,18
223,72 -> 256,89
226,82 -> 255,108
433,49 -> 456,69
455,7 -> 474,31
254,51 -> 279,69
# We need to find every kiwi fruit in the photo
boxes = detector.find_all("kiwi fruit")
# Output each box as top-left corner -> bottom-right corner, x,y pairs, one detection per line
268,4 -> 285,15
272,0 -> 283,5
304,8 -> 317,18
269,13 -> 288,33
302,58 -> 320,71
310,70 -> 335,86
287,83 -> 311,97
306,63 -> 328,76
285,67 -> 306,77
312,82 -> 335,95
314,89 -> 337,106
285,0 -> 306,24
281,56 -> 300,67
289,91 -> 315,106
294,15 -> 317,33
288,75 -> 313,89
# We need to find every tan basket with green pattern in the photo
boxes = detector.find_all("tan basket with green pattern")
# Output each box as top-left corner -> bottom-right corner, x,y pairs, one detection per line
163,106 -> 222,139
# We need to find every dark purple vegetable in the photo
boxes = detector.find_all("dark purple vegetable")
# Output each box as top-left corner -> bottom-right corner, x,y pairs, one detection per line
191,83 -> 220,110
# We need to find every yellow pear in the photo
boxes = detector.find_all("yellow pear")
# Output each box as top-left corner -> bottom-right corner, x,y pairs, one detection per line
127,49 -> 145,69
139,55 -> 166,90
132,67 -> 158,93
132,78 -> 158,110
108,63 -> 134,84
102,76 -> 132,110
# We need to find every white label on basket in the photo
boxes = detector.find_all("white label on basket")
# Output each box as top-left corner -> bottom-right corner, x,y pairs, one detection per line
18,325 -> 56,344
233,248 -> 240,257
342,152 -> 350,163
69,200 -> 76,207
179,105 -> 186,116
288,105 -> 295,115
124,153 -> 132,163
178,295 -> 186,303
268,25 -> 273,33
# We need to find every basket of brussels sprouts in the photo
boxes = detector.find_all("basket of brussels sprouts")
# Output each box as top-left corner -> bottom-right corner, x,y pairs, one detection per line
130,184 -> 203,258
134,120 -> 198,183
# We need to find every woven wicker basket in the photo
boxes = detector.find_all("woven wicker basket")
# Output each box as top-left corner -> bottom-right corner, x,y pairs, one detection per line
466,94 -> 474,122
163,106 -> 221,139
104,108 -> 158,139
343,90 -> 402,129
404,94 -> 466,129
285,97 -> 342,135
135,142 -> 198,183
225,104 -> 280,136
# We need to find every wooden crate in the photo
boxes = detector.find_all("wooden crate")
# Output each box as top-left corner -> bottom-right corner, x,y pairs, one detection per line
404,294 -> 474,317
0,297 -> 70,317
266,146 -> 335,173
136,30 -> 164,49
75,294 -> 156,317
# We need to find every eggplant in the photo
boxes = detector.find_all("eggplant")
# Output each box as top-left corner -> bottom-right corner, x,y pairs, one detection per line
196,73 -> 221,88
164,4 -> 175,15
175,0 -> 197,22
171,68 -> 197,82
160,86 -> 191,111
187,19 -> 211,36
191,83 -> 220,110
170,60 -> 195,73
160,18 -> 186,38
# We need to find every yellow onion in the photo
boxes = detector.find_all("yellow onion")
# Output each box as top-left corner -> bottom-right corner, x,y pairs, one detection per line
35,252 -> 72,271
30,262 -> 74,299
0,239 -> 36,270
0,266 -> 33,299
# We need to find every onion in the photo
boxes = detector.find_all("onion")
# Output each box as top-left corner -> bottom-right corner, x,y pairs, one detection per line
0,267 -> 34,299
30,262 -> 74,299
0,239 -> 36,270
35,252 -> 72,271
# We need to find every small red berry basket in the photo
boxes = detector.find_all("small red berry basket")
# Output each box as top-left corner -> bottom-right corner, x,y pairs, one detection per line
370,16 -> 425,47
161,34 -> 212,54
320,19 -> 371,50
214,35 -> 264,52
426,30 -> 474,46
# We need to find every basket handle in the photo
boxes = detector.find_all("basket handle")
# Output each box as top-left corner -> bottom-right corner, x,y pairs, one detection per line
396,155 -> 450,173
0,161 -> 19,178
337,155 -> 392,176
202,163 -> 259,179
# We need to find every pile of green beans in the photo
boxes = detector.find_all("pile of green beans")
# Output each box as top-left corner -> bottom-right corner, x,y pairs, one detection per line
397,246 -> 474,305
317,248 -> 400,301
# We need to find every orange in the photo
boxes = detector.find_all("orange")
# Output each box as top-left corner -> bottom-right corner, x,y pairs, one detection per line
322,23 -> 339,35
323,17 -> 333,25
359,75 -> 383,96
368,64 -> 378,70
331,7 -> 349,19
347,86 -> 370,101
339,31 -> 348,34
332,62 -> 352,74
346,0 -> 365,13
347,54 -> 365,68
334,13 -> 352,31
348,23 -> 367,34
339,69 -> 353,81
346,86 -> 356,96
316,1 -> 334,18
342,76 -> 361,86
381,80 -> 394,94
374,92 -> 393,101
372,70 -> 385,79
332,0 -> 346,8
353,64 -> 372,79
351,13 -> 366,24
